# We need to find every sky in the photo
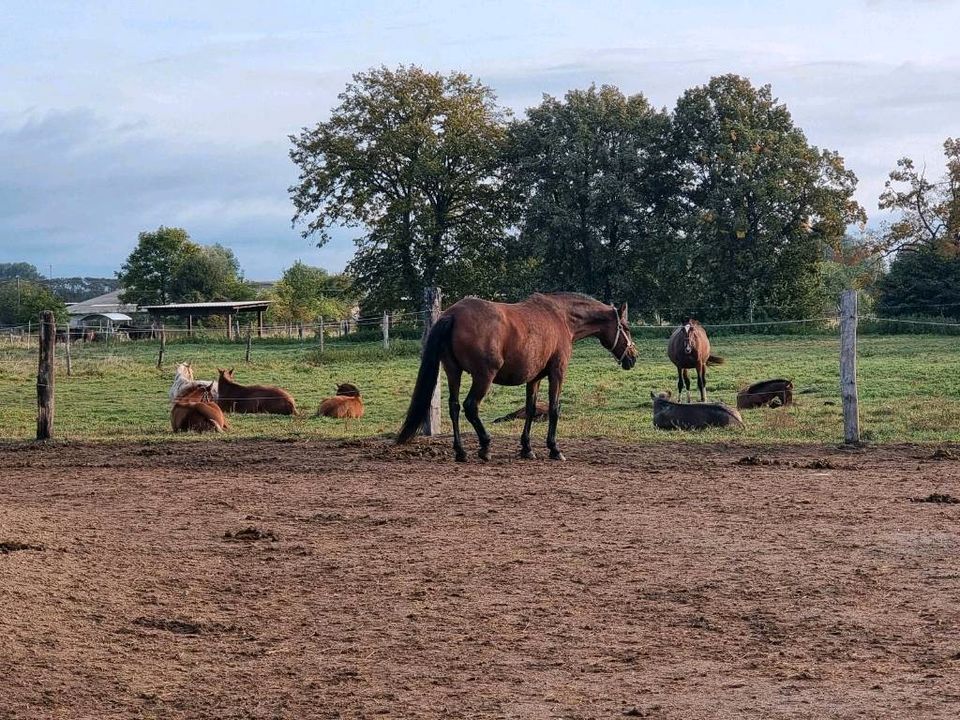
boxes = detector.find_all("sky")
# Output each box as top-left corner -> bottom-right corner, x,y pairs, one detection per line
1,0 -> 958,280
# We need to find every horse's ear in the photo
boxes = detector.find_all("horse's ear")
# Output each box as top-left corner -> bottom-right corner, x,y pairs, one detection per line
619,302 -> 628,320
229,367 -> 234,375
649,391 -> 657,400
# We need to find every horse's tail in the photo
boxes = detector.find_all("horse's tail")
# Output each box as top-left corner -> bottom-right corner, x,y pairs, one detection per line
396,315 -> 453,444
706,354 -> 725,366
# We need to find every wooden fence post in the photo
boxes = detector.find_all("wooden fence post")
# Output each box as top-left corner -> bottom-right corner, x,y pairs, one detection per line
37,311 -> 55,440
245,323 -> 252,362
382,311 -> 390,350
840,289 -> 860,444
319,316 -> 325,353
421,287 -> 442,435
157,322 -> 166,369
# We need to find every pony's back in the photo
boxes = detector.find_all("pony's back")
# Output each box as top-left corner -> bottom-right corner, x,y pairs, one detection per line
317,395 -> 364,419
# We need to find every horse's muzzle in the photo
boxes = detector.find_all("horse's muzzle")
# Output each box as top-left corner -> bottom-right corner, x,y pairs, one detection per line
621,354 -> 637,370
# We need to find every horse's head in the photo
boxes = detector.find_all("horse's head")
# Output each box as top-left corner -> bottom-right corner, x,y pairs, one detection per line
336,383 -> 361,397
175,361 -> 194,380
604,302 -> 637,370
217,367 -> 235,382
678,318 -> 700,355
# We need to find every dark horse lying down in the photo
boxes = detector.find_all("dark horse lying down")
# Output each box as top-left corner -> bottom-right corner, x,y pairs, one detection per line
651,391 -> 743,430
397,293 -> 637,462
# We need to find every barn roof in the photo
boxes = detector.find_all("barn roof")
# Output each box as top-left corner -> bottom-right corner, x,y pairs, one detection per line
139,300 -> 272,316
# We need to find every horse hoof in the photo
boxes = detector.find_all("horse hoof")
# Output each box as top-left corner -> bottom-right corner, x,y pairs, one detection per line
454,452 -> 468,463
478,448 -> 491,461
549,450 -> 566,461
520,449 -> 537,460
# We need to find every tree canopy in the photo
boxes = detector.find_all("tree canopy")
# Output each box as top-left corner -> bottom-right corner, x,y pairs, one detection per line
669,74 -> 864,321
505,85 -> 673,309
117,227 -> 254,306
0,262 -> 42,282
0,279 -> 67,326
268,261 -> 355,325
877,137 -> 960,256
289,65 -> 515,311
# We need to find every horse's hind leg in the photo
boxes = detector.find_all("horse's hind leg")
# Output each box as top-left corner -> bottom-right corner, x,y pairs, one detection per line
520,378 -> 542,460
463,373 -> 494,461
546,365 -> 566,461
445,365 -> 467,462
682,368 -> 692,403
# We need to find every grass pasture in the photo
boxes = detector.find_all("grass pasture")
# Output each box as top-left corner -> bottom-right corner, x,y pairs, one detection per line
0,332 -> 958,444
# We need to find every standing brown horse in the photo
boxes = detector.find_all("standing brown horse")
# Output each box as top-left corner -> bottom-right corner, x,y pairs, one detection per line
396,293 -> 637,462
667,319 -> 724,402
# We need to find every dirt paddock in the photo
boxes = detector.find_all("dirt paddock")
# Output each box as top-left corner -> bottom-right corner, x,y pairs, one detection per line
1,438 -> 959,719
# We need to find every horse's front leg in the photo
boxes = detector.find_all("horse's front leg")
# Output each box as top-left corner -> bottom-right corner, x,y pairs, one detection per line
520,378 -> 541,460
546,367 -> 566,461
463,373 -> 494,461
682,368 -> 692,403
445,364 -> 466,462
697,363 -> 707,403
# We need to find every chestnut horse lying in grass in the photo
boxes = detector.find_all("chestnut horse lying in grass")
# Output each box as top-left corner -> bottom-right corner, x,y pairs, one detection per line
171,383 -> 229,433
216,368 -> 297,415
397,292 -> 637,462
667,319 -> 725,402
316,383 -> 364,419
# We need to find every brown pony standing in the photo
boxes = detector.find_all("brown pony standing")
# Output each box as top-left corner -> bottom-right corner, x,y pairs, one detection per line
396,292 -> 637,462
216,368 -> 297,415
667,319 -> 724,402
171,384 -> 229,433
316,383 -> 364,419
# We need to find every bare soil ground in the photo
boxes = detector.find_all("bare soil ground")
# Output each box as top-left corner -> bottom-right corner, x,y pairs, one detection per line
1,438 -> 959,719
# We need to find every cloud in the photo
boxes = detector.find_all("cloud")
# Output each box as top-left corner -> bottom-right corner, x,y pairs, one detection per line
0,108 -> 348,278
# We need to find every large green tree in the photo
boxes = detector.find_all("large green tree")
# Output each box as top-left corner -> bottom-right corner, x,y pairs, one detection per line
289,65 -> 515,311
118,228 -> 253,305
117,226 -> 195,305
670,74 -> 864,321
169,244 -> 254,302
506,85 -> 674,309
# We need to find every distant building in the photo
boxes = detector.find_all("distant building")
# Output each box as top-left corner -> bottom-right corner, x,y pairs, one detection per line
66,289 -> 142,329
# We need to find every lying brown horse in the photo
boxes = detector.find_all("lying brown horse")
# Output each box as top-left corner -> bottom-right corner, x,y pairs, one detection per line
737,378 -> 794,409
492,401 -> 549,424
396,292 -> 637,462
667,319 -> 724,402
171,384 -> 229,433
316,383 -> 364,419
216,368 -> 297,415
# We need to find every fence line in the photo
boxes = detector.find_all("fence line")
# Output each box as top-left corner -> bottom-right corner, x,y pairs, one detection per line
860,316 -> 960,328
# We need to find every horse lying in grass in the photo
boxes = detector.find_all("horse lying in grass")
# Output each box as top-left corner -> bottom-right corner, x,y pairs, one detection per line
492,401 -> 549,424
651,391 -> 743,430
171,383 -> 229,433
316,383 -> 364,419
737,379 -> 794,409
216,368 -> 297,415
396,292 -> 637,462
